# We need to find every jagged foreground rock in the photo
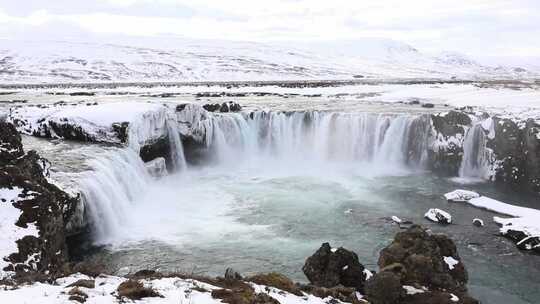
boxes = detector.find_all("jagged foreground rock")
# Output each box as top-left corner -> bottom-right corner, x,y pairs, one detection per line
300,226 -> 479,303
302,242 -> 368,291
0,122 -> 78,281
365,225 -> 478,304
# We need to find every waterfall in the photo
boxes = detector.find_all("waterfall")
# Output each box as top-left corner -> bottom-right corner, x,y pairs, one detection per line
179,107 -> 432,169
459,123 -> 490,179
126,106 -> 187,172
78,148 -> 150,243
166,114 -> 187,171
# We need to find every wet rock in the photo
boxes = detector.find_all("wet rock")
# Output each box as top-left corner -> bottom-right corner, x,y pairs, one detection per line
378,225 -> 467,292
224,267 -> 243,280
365,271 -> 403,304
424,208 -> 452,224
472,219 -> 484,227
428,111 -> 471,176
366,225 -> 478,304
111,122 -> 129,143
139,136 -> 172,170
302,243 -> 366,291
117,280 -> 162,300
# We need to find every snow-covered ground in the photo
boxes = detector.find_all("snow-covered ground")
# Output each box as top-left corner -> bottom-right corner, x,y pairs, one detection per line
0,273 -> 351,304
0,38 -> 537,84
2,82 -> 540,119
0,187 -> 39,279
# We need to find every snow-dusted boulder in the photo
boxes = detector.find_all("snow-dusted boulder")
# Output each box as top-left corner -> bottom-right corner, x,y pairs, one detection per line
424,208 -> 452,224
495,216 -> 540,253
444,189 -> 480,202
302,242 -> 367,291
369,225 -> 477,304
472,218 -> 484,227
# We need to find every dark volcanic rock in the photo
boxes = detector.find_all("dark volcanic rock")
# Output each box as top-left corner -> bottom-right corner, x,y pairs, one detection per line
0,122 -> 24,164
365,225 -> 478,304
431,111 -> 471,137
69,92 -> 95,96
378,225 -> 467,291
202,101 -> 242,113
302,242 -> 366,291
111,122 -> 130,144
117,280 -> 162,300
365,271 -> 403,304
0,122 -> 79,280
428,111 -> 472,176
139,136 -> 172,170
487,117 -> 540,196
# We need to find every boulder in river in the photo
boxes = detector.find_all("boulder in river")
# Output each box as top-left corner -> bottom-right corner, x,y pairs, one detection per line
302,242 -> 367,291
424,208 -> 452,224
366,225 -> 478,304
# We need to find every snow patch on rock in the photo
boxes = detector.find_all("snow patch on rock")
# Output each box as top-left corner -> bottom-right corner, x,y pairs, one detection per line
403,285 -> 426,295
443,256 -> 459,270
424,208 -> 452,224
444,189 -> 480,202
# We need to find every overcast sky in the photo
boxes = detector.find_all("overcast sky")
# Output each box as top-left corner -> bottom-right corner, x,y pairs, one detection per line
0,0 -> 539,60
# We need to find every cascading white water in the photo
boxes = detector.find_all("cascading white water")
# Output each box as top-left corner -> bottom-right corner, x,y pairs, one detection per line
179,107 -> 431,169
165,114 -> 187,171
459,123 -> 490,179
78,148 -> 151,243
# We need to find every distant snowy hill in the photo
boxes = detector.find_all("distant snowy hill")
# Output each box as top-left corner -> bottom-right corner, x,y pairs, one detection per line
0,38 -> 537,83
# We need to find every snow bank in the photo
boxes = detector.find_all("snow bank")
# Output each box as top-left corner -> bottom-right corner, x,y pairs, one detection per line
0,187 -> 39,278
445,189 -> 540,251
467,196 -> 538,218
